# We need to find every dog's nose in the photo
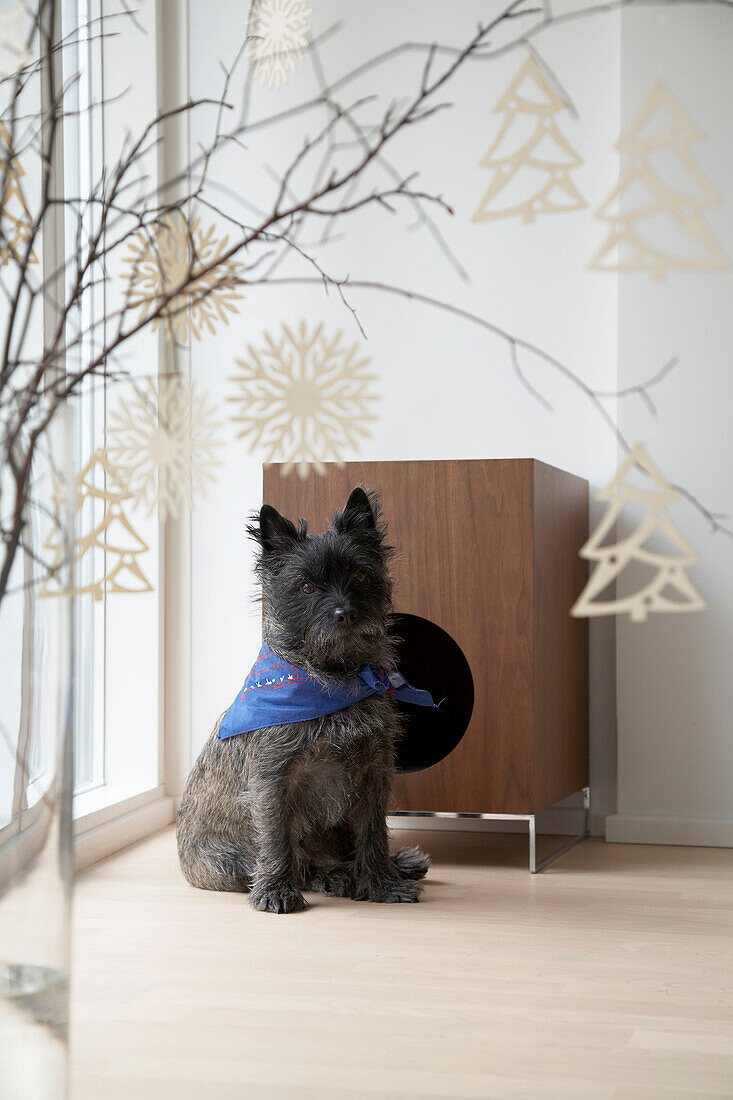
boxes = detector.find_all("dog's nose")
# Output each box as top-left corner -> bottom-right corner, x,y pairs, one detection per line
333,606 -> 357,626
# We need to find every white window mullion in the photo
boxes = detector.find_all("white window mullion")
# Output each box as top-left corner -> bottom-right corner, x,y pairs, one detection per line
70,0 -> 163,827
62,0 -> 106,796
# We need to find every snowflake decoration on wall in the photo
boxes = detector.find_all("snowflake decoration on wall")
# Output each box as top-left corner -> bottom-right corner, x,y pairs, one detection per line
123,211 -> 242,344
107,376 -> 223,520
246,0 -> 312,90
0,2 -> 32,78
228,320 -> 378,478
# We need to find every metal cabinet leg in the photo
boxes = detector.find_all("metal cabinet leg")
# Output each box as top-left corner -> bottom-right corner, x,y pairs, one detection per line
529,787 -> 591,873
390,787 -> 591,873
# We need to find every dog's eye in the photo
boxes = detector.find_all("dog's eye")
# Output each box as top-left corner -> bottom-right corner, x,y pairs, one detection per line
354,572 -> 366,583
301,581 -> 315,594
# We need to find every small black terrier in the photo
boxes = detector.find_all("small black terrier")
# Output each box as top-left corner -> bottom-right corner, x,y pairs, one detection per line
176,487 -> 430,913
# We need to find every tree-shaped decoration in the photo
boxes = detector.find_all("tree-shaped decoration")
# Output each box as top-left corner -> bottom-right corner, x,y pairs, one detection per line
571,443 -> 706,622
590,82 -> 728,278
74,450 -> 153,600
0,121 -> 37,266
40,450 -> 153,601
471,56 -> 587,224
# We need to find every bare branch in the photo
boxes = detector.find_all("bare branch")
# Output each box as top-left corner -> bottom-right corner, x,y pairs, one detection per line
3,0 -> 732,609
249,276 -> 732,539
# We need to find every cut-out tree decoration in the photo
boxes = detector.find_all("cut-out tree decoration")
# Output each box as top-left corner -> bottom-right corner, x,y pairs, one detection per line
590,82 -> 728,278
0,2 -> 32,78
228,320 -> 378,478
40,449 -> 153,601
74,450 -> 153,601
247,0 -> 312,90
571,444 -> 706,622
107,376 -> 222,520
471,56 -> 587,224
124,211 -> 241,343
0,122 -> 37,266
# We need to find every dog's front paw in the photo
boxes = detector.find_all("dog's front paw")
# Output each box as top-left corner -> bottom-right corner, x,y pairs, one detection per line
355,875 -> 422,904
249,879 -> 308,914
391,845 -> 430,881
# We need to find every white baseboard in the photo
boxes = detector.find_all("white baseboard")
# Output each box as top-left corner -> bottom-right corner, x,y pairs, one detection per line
388,806 -> 607,838
605,813 -> 733,848
75,795 -> 177,872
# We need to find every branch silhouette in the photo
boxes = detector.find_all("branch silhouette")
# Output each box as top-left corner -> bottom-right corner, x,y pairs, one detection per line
3,0 -> 731,613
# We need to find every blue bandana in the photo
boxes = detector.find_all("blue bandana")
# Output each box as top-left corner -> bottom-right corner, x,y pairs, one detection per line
218,642 -> 436,739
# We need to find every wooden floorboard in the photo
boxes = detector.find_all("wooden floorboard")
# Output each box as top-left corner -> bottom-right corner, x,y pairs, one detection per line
70,828 -> 733,1099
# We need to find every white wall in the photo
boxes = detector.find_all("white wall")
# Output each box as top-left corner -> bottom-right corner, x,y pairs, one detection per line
178,0 -> 623,833
175,1 -> 733,846
606,5 -> 733,846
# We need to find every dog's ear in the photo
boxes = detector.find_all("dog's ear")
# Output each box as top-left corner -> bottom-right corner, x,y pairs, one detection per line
333,487 -> 378,534
248,504 -> 307,554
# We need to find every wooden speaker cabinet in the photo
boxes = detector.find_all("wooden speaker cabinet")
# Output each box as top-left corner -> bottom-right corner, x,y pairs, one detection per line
263,459 -> 589,820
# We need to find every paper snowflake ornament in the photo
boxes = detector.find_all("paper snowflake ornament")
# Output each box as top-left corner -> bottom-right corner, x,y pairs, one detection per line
590,82 -> 728,277
107,376 -> 222,520
0,2 -> 32,78
571,444 -> 706,622
123,211 -> 241,343
40,450 -> 154,602
0,122 -> 37,266
247,0 -> 312,90
228,320 -> 378,479
472,56 -> 586,224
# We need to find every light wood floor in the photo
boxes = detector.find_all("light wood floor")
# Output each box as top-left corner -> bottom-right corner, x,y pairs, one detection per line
70,827 -> 733,1099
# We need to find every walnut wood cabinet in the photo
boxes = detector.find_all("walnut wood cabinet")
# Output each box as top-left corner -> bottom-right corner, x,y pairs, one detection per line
263,459 -> 589,816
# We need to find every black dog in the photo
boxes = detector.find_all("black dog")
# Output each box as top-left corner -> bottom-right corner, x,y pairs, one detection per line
176,487 -> 429,913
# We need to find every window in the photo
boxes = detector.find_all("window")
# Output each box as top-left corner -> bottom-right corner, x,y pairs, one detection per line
63,1 -> 165,830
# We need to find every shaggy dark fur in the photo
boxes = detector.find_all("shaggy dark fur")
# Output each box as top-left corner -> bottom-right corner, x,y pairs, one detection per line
176,487 -> 430,913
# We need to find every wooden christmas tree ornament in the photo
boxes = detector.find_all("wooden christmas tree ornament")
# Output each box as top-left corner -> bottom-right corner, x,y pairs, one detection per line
590,82 -> 728,277
471,56 -> 587,224
571,443 -> 706,621
39,449 -> 154,601
0,122 -> 37,266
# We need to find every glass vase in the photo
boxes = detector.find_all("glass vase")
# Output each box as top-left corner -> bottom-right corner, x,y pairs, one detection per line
0,409 -> 74,1099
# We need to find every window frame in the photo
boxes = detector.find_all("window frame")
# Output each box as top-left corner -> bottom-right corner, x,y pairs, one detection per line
64,0 -> 175,860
